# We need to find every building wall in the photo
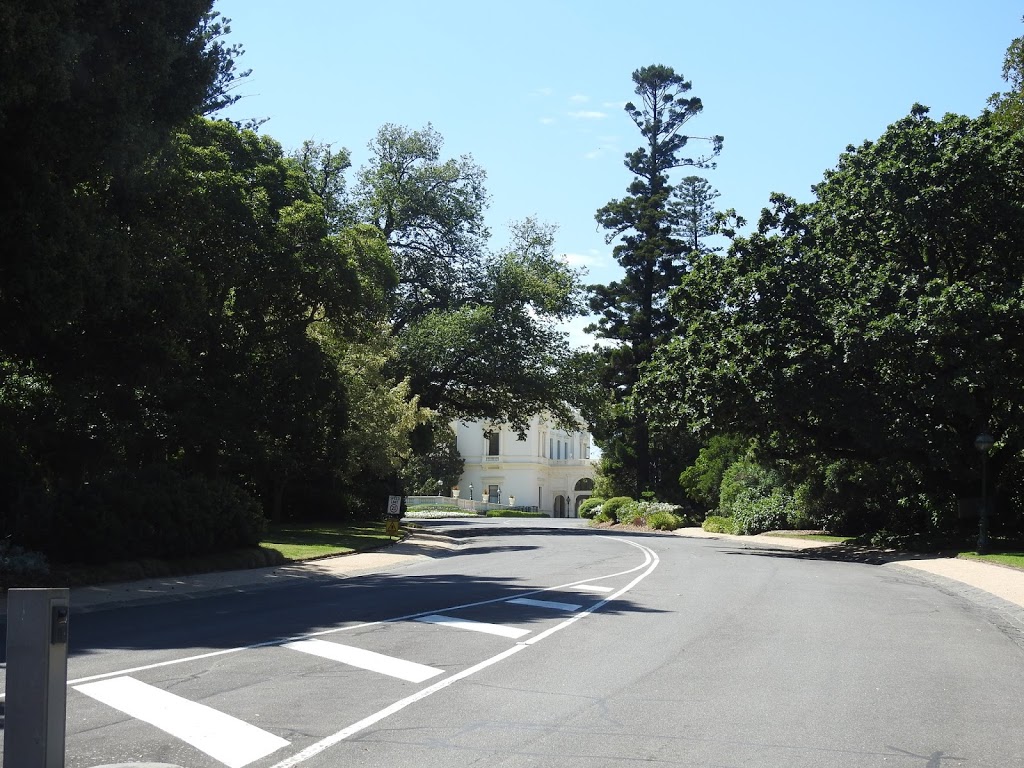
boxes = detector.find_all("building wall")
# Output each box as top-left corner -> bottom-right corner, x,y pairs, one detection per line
452,414 -> 595,517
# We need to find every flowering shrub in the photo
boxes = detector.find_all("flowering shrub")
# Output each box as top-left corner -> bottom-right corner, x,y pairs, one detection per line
618,501 -> 687,528
578,497 -> 605,519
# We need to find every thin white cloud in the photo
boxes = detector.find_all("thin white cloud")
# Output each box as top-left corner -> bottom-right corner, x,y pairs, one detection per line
532,87 -> 555,97
602,101 -> 627,109
539,117 -> 556,125
561,252 -> 597,268
568,110 -> 607,120
569,93 -> 590,103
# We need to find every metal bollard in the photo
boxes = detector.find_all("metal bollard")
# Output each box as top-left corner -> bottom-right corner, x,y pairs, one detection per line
4,588 -> 70,768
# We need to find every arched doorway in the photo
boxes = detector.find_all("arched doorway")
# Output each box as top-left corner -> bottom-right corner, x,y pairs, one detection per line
553,495 -> 566,518
573,478 -> 594,517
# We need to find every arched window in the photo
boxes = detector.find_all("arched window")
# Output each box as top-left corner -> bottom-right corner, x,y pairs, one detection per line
574,477 -> 595,492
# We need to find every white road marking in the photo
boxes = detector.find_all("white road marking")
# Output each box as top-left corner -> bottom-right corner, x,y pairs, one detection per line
267,538 -> 661,768
282,638 -> 443,683
74,676 -> 289,768
415,614 -> 530,638
266,644 -> 527,768
507,597 -> 582,612
58,557 -> 647,694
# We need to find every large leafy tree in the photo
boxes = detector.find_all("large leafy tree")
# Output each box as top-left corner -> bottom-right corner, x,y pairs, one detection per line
589,65 -> 722,497
356,123 -> 490,332
0,2 -> 240,364
397,218 -> 586,434
346,126 -> 586,432
661,106 -> 1024,533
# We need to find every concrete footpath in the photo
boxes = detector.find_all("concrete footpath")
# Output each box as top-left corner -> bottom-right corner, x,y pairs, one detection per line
0,530 -> 461,617
2,527 -> 1023,615
675,527 -> 1024,610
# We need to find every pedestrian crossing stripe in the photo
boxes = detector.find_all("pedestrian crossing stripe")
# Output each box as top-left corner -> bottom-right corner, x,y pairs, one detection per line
74,676 -> 289,768
415,614 -> 531,638
507,597 -> 582,612
282,638 -> 443,682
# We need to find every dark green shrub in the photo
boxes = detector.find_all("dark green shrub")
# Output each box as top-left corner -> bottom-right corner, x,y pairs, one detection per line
679,435 -> 749,509
599,496 -> 634,524
16,465 -> 266,564
0,540 -> 50,587
578,497 -> 605,519
718,459 -> 782,515
703,515 -> 739,534
732,488 -> 793,535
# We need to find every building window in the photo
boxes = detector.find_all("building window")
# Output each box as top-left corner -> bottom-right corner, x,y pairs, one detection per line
549,437 -> 553,459
487,431 -> 499,456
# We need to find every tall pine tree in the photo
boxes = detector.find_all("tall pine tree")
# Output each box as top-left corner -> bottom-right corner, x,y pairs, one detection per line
589,65 -> 722,496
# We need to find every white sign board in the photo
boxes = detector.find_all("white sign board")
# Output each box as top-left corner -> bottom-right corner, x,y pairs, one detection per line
387,495 -> 403,517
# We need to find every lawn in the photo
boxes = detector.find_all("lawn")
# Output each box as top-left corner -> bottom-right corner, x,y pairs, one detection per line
261,521 -> 397,561
957,550 -> 1024,569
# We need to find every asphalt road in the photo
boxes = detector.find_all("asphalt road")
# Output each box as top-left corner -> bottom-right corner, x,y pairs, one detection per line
6,519 -> 1024,767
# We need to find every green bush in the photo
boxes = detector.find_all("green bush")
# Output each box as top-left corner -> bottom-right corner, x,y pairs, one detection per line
599,496 -> 634,524
646,511 -> 682,530
731,488 -> 793,535
679,435 -> 749,509
617,500 -> 645,526
16,465 -> 267,564
0,540 -> 49,587
578,497 -> 605,519
703,515 -> 739,534
593,510 -> 615,524
718,459 -> 782,515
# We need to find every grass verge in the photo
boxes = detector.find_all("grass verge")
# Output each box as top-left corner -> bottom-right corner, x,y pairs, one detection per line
957,550 -> 1024,569
261,521 -> 396,560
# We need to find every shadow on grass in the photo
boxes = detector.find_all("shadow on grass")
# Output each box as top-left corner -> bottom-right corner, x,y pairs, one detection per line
263,522 -> 390,549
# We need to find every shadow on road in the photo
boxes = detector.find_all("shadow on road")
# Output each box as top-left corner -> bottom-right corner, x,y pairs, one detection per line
38,525 -> 666,660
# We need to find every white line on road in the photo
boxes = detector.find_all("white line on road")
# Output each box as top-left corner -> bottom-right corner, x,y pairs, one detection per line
266,538 -> 661,768
60,549 -> 650,693
571,584 -> 614,593
282,638 -> 443,683
506,597 -> 582,612
264,645 -> 527,768
74,676 -> 289,768
415,614 -> 531,638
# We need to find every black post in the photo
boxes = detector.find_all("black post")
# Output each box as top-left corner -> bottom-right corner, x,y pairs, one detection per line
978,450 -> 990,555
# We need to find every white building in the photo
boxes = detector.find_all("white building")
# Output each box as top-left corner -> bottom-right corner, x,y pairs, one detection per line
453,414 -> 596,517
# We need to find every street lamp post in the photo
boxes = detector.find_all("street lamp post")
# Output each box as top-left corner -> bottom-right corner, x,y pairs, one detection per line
468,484 -> 473,501
437,479 -> 443,497
975,431 -> 995,554
497,487 -> 502,505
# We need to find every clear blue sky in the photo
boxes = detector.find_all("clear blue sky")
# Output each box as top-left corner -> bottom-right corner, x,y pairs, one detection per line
215,0 -> 1021,345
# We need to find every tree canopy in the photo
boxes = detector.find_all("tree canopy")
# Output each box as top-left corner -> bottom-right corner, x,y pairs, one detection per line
653,106 -> 1024,532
